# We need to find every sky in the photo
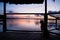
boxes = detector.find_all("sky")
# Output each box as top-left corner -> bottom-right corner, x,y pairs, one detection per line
0,2 -> 3,14
0,0 -> 60,14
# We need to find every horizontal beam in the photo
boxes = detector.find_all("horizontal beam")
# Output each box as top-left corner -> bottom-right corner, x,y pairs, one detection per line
6,13 -> 60,14
6,13 -> 44,15
0,0 -> 44,4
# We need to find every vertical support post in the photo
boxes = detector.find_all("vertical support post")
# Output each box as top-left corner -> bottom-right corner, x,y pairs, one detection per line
44,0 -> 48,32
43,0 -> 49,38
3,1 -> 6,32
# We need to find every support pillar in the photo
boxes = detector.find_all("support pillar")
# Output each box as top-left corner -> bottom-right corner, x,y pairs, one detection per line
3,1 -> 6,32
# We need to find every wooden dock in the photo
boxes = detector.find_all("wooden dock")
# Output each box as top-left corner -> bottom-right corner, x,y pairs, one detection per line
0,32 -> 60,40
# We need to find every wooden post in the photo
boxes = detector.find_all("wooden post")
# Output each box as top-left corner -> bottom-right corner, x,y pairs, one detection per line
43,0 -> 49,38
3,1 -> 6,32
44,0 -> 47,30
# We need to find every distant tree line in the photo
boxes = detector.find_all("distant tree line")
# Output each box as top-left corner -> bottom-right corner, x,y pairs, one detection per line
48,10 -> 60,13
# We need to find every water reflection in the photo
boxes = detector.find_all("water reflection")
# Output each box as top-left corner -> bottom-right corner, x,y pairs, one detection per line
7,19 -> 41,31
6,19 -> 58,31
0,24 -> 3,32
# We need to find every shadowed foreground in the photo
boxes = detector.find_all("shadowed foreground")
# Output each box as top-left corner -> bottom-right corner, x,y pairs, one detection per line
0,32 -> 60,40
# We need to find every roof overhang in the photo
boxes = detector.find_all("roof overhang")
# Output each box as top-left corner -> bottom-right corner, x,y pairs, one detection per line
0,0 -> 44,4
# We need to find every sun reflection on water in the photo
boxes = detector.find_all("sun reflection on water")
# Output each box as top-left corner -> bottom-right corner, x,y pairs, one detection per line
7,19 -> 41,31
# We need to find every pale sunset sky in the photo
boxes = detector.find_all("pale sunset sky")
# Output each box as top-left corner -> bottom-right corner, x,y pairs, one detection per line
0,0 -> 60,14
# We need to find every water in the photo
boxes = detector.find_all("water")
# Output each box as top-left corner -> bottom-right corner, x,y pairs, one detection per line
0,19 -> 58,32
0,25 -> 3,32
7,19 -> 41,31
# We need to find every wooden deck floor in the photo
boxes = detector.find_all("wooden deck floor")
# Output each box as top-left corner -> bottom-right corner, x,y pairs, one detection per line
0,32 -> 60,40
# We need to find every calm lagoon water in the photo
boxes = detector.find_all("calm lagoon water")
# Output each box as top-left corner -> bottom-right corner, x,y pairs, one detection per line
7,19 -> 41,31
0,19 -> 56,32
